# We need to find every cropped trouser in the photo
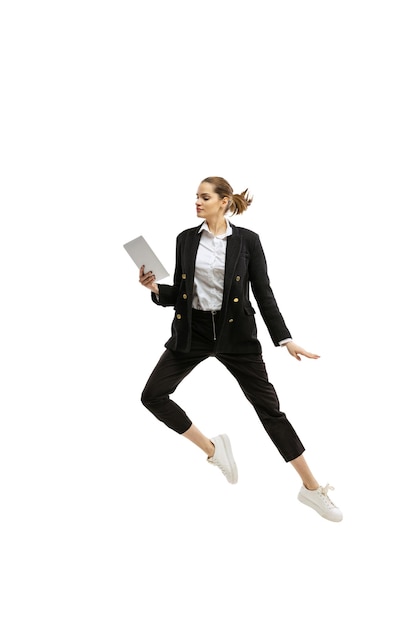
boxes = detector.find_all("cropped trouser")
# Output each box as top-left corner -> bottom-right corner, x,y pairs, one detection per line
141,310 -> 305,462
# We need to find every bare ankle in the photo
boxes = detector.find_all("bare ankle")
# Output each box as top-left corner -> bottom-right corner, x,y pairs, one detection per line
304,482 -> 319,491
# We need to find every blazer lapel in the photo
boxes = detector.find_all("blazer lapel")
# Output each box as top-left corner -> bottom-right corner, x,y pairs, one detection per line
223,227 -> 242,306
183,226 -> 202,282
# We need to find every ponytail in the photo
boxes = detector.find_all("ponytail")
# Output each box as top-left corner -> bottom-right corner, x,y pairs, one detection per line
229,188 -> 253,216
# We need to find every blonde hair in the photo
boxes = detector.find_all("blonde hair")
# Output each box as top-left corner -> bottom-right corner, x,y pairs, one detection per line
201,176 -> 253,216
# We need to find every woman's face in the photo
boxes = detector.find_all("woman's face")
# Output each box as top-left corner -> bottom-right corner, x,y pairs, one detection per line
195,182 -> 228,221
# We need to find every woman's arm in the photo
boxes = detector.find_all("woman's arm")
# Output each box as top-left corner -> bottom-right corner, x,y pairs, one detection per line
248,235 -> 292,344
249,235 -> 319,359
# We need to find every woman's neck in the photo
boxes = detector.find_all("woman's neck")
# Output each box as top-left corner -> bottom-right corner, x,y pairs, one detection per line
206,217 -> 227,236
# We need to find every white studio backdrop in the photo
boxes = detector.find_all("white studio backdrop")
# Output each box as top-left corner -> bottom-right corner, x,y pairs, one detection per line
1,1 -> 417,625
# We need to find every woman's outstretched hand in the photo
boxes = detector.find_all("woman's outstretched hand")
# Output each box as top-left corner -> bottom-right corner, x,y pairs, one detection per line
139,265 -> 159,295
285,341 -> 320,361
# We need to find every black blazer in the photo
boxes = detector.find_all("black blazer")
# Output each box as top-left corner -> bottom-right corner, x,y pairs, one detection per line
151,223 -> 292,353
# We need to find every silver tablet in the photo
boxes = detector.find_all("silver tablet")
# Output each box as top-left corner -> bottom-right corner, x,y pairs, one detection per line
123,235 -> 170,281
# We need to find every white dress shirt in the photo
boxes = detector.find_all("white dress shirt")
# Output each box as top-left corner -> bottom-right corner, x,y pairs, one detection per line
192,220 -> 232,311
192,220 -> 291,346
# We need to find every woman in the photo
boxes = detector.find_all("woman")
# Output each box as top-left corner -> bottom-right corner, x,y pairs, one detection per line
139,176 -> 342,522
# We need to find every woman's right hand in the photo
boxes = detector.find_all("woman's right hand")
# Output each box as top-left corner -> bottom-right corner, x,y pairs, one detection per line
139,265 -> 159,295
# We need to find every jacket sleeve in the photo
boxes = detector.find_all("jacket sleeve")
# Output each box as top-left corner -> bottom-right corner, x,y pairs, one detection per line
248,235 -> 292,345
151,234 -> 182,307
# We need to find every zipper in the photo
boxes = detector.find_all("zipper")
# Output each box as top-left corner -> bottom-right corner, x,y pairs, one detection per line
211,311 -> 217,341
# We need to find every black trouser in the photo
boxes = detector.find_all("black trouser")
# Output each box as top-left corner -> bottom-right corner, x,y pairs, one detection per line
141,310 -> 305,462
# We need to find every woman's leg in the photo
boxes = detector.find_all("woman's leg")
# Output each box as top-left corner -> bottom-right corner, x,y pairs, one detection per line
216,352 -> 305,462
182,424 -> 214,456
289,454 -> 319,489
142,312 -> 216,434
141,349 -> 209,434
216,352 -> 342,518
141,350 -> 237,483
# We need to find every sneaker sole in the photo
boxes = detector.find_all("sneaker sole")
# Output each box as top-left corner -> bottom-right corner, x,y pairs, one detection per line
297,493 -> 343,522
218,434 -> 238,484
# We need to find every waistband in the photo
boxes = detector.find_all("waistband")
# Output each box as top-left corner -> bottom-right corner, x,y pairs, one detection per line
191,308 -> 219,318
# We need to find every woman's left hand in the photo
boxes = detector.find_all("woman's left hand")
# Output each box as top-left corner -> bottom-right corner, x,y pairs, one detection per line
285,341 -> 320,361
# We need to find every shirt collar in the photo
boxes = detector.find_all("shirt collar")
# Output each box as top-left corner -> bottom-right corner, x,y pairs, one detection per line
198,219 -> 232,238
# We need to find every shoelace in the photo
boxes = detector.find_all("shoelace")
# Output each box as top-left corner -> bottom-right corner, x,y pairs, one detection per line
318,484 -> 337,508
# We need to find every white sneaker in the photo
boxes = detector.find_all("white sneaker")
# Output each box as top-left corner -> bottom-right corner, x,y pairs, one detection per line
207,434 -> 238,484
298,484 -> 343,522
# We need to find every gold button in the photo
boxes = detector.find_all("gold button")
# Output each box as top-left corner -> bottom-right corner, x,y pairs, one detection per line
228,318 -> 234,323
176,314 -> 182,319
183,293 -> 188,299
233,297 -> 239,302
235,276 -> 240,281
182,274 -> 186,279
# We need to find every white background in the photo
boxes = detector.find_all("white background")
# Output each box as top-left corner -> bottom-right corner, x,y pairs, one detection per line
1,1 -> 417,624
